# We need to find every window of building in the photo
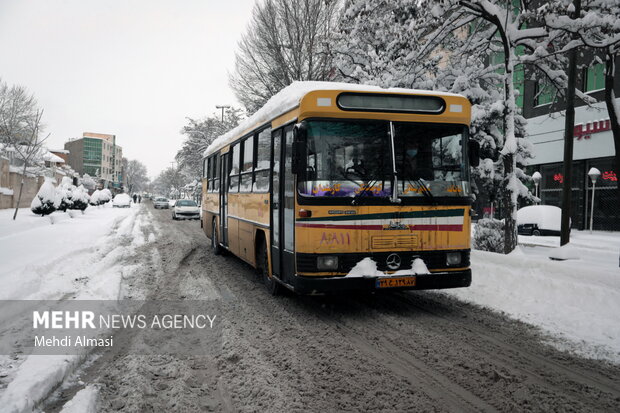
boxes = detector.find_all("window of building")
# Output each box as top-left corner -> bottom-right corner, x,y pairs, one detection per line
585,62 -> 605,92
489,49 -> 524,109
534,76 -> 555,106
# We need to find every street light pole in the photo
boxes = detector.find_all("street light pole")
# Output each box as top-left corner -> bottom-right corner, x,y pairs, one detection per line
588,167 -> 601,233
215,105 -> 231,122
532,171 -> 542,204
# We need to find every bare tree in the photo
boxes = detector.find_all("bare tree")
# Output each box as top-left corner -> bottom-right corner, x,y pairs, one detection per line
176,108 -> 242,182
0,80 -> 49,220
229,0 -> 339,113
152,166 -> 184,199
123,158 -> 150,194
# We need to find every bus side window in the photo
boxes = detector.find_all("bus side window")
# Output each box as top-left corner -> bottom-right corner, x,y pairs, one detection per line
229,144 -> 240,193
214,154 -> 220,191
206,157 -> 212,191
240,136 -> 254,192
254,127 -> 271,192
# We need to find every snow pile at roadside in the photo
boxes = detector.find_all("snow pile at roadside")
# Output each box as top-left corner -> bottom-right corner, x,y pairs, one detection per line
548,244 -> 581,260
0,356 -> 82,413
0,204 -> 148,300
59,385 -> 98,413
443,246 -> 620,362
0,205 -> 155,412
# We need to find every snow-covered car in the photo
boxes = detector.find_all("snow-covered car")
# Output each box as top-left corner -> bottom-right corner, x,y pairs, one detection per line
153,197 -> 169,209
517,205 -> 567,236
168,199 -> 177,208
112,193 -> 131,208
172,200 -> 200,220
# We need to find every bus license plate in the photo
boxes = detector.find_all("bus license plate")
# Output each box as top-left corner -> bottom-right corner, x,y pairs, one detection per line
376,276 -> 416,289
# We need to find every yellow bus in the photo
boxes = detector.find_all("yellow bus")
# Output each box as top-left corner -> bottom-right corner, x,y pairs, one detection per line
202,82 -> 479,295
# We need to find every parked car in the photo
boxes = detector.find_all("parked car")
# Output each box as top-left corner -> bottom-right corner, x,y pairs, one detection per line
517,205 -> 566,236
172,199 -> 200,220
112,193 -> 131,208
153,197 -> 169,209
168,199 -> 177,208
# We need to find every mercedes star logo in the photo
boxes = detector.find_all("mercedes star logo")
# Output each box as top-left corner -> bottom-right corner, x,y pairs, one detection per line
386,253 -> 401,270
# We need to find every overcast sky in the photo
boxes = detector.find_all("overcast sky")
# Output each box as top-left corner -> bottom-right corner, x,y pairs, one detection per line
0,0 -> 254,178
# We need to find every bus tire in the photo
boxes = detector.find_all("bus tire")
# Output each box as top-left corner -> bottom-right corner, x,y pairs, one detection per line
258,238 -> 281,296
212,219 -> 222,255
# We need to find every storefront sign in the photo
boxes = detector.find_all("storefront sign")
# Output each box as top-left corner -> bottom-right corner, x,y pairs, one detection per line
602,171 -> 617,181
574,119 -> 611,140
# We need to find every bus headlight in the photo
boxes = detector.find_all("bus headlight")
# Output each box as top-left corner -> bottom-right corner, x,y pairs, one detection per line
317,256 -> 338,270
446,252 -> 461,266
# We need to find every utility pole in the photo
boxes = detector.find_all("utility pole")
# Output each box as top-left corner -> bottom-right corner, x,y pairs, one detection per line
560,0 -> 581,246
215,105 -> 231,122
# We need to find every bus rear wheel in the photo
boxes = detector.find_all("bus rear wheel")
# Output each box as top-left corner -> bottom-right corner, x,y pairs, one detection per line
258,240 -> 281,296
211,220 -> 222,255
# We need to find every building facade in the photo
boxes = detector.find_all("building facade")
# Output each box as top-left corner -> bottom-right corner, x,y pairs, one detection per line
65,132 -> 123,189
521,56 -> 619,231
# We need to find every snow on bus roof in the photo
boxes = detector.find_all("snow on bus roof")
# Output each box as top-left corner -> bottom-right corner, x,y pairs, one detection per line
204,81 -> 465,157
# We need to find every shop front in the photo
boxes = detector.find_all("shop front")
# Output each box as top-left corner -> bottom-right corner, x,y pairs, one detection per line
525,101 -> 618,231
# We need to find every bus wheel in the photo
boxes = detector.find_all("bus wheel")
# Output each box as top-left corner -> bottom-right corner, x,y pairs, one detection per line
212,220 -> 222,255
258,241 -> 281,296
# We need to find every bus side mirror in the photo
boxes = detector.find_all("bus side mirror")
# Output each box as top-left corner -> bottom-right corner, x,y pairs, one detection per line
468,140 -> 480,167
292,122 -> 307,174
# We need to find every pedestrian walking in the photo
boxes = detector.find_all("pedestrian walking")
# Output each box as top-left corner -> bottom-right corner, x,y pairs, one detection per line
132,194 -> 137,203
138,195 -> 142,203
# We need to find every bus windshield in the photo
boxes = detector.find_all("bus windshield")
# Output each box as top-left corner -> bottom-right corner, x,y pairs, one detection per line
297,120 -> 471,199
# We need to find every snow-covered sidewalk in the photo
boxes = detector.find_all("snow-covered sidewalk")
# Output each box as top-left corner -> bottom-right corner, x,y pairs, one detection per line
0,204 -> 156,413
444,231 -> 620,363
0,205 -> 149,300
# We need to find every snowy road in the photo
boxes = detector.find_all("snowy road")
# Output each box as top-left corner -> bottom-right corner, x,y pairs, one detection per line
5,203 -> 620,412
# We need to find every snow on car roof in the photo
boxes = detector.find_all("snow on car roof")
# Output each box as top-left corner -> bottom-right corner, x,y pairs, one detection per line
204,81 -> 466,157
517,205 -> 562,231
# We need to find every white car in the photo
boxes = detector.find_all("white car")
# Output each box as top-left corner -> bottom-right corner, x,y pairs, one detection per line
153,197 -> 169,209
517,205 -> 568,236
112,193 -> 131,208
168,199 -> 177,208
172,199 -> 200,220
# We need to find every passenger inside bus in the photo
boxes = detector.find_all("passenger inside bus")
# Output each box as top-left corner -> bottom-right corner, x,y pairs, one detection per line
403,140 -> 433,181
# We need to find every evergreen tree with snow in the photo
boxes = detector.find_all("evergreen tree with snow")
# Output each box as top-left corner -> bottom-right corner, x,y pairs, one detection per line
56,176 -> 74,212
90,189 -> 102,206
100,188 -> 112,205
30,177 -> 57,216
333,0 -> 568,253
70,184 -> 89,212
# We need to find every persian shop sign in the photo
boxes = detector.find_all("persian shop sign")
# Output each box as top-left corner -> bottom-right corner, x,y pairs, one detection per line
574,119 -> 611,140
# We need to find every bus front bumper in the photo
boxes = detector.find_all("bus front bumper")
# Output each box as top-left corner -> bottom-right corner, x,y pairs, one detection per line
287,269 -> 471,295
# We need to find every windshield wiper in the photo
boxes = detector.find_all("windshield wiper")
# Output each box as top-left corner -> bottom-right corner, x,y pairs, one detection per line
406,178 -> 435,204
350,178 -> 380,205
389,122 -> 401,204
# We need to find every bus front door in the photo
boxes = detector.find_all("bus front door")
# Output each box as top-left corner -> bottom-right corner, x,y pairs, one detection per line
220,153 -> 228,247
271,127 -> 295,282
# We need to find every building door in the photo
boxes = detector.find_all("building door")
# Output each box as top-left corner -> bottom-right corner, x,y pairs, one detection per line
220,153 -> 229,247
